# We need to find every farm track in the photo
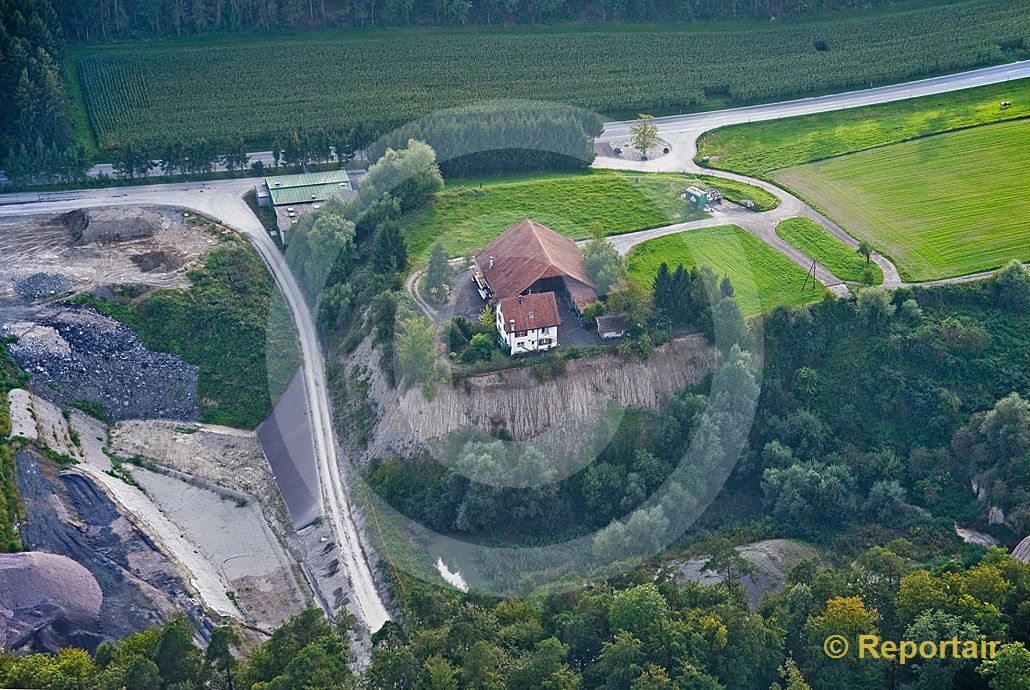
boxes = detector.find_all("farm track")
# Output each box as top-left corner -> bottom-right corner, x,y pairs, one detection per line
592,60 -> 1030,293
1,61 -> 1027,638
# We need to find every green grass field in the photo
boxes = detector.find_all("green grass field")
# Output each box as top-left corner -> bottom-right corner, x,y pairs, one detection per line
626,225 -> 828,316
775,217 -> 883,284
70,0 -> 1027,152
404,170 -> 715,263
697,78 -> 1030,177
773,119 -> 1030,281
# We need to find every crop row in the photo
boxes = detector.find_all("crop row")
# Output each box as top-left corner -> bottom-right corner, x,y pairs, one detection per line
76,0 -> 1029,152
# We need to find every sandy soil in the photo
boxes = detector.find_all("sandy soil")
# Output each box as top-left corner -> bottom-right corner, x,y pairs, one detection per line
6,388 -> 36,440
109,420 -> 310,629
0,206 -> 219,301
110,421 -> 280,513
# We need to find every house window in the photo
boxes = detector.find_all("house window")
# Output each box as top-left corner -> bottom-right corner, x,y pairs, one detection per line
516,330 -> 527,337
539,338 -> 553,346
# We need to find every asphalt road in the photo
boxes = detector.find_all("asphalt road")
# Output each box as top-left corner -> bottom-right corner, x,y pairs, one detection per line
601,60 -> 1030,139
2,61 -> 1027,627
53,60 -> 1029,181
0,179 -> 392,633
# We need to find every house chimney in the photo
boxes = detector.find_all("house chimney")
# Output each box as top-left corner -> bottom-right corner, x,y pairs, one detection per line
489,255 -> 494,269
509,319 -> 515,331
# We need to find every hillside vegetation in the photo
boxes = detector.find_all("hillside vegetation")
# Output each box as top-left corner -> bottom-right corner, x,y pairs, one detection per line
0,341 -> 29,552
71,0 -> 1027,153
697,77 -> 1030,177
774,119 -> 1030,281
80,235 -> 298,429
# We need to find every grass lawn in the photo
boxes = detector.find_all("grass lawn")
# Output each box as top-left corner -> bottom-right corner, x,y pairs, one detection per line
626,225 -> 827,316
773,119 -> 1030,281
403,170 -> 711,263
775,218 -> 883,284
697,78 -> 1030,177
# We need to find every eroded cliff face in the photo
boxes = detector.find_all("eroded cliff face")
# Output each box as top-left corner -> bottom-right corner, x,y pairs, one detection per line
347,335 -> 719,463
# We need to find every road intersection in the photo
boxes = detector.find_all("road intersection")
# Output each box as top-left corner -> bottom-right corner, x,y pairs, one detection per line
1,60 -> 1027,633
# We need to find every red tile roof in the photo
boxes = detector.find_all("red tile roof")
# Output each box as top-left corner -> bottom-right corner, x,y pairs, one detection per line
475,220 -> 597,307
498,292 -> 561,333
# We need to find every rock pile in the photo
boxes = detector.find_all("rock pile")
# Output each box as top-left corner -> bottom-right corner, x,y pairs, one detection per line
3,306 -> 199,421
0,551 -> 104,653
14,272 -> 73,300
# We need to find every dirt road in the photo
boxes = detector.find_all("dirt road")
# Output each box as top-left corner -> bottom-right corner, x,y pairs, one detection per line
0,181 -> 391,633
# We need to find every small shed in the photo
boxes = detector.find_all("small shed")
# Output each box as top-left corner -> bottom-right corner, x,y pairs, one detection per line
596,315 -> 630,340
685,185 -> 717,209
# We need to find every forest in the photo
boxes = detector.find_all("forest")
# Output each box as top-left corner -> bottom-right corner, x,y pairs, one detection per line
0,0 -> 88,180
58,0 -> 937,39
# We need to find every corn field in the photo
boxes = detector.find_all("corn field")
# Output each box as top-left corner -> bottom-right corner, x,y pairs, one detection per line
76,0 -> 1029,153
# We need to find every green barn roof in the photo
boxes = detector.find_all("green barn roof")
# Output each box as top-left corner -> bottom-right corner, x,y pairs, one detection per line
264,170 -> 352,206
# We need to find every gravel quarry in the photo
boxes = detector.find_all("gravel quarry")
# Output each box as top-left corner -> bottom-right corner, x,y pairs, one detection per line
0,206 -> 219,301
2,305 -> 200,421
7,389 -> 311,640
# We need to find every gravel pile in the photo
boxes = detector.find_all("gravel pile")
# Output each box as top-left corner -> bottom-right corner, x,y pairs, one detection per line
3,306 -> 199,421
0,550 -> 104,653
14,272 -> 73,300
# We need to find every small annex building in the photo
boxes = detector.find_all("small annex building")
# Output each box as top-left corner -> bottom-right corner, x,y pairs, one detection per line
473,219 -> 598,313
596,315 -> 630,339
685,185 -> 719,210
496,293 -> 561,354
258,170 -> 356,241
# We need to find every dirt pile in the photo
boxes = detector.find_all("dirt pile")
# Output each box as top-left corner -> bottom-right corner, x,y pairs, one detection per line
2,305 -> 199,421
64,207 -> 163,245
131,250 -> 185,272
0,205 -> 221,302
14,449 -> 210,651
0,551 -> 104,653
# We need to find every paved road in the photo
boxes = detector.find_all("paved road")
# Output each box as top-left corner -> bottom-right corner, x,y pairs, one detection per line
593,60 -> 1030,290
601,60 -> 1030,140
0,179 -> 392,633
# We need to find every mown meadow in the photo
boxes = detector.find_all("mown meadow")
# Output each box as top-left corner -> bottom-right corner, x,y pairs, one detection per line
626,225 -> 828,315
775,217 -> 883,284
774,119 -> 1030,281
696,77 -> 1030,177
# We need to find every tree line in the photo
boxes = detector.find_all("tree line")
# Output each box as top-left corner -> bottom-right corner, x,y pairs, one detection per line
0,0 -> 88,181
55,0 -> 913,40
5,546 -> 1030,689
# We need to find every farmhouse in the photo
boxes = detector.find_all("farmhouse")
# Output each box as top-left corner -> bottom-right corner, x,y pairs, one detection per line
496,293 -> 561,354
473,219 -> 598,313
258,170 -> 356,239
